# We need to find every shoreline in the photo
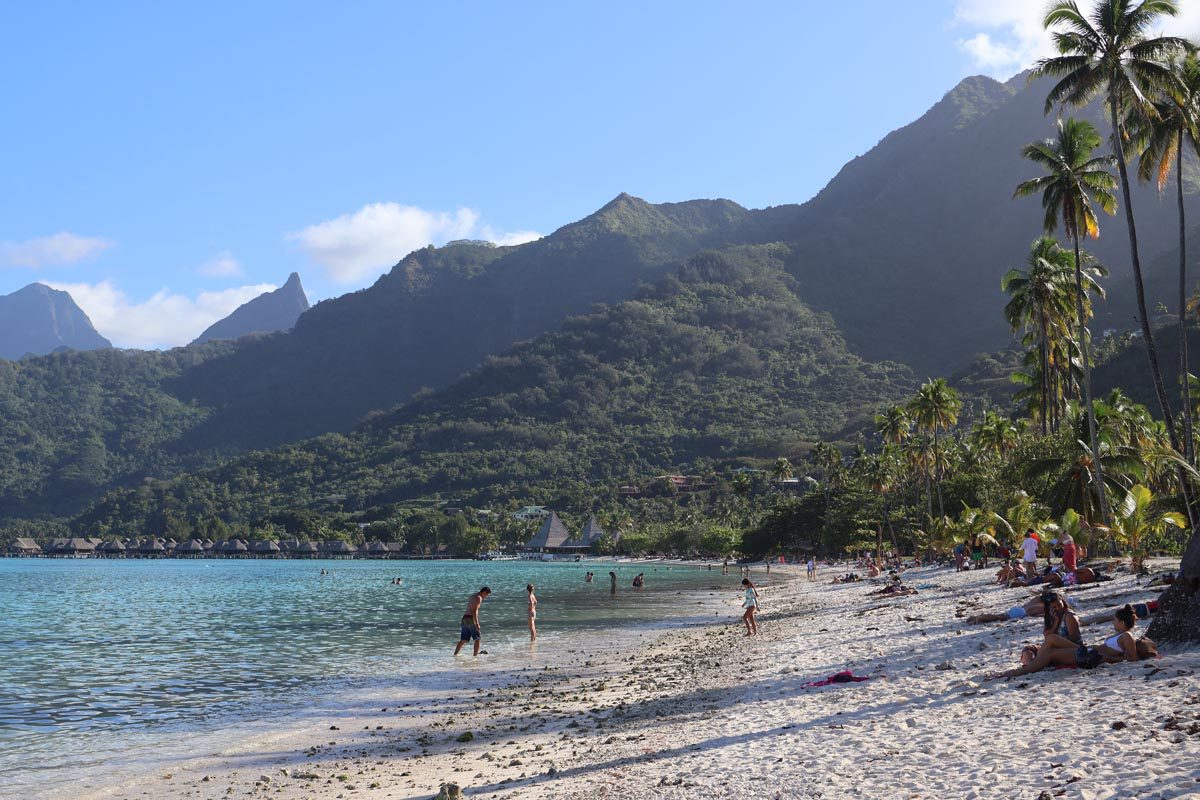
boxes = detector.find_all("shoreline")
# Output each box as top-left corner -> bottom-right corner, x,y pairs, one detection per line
57,563 -> 1200,800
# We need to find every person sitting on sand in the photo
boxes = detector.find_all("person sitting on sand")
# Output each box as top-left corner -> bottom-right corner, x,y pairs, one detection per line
741,578 -> 759,636
1038,590 -> 1082,649
866,560 -> 881,578
995,560 -> 1024,584
987,604 -> 1156,679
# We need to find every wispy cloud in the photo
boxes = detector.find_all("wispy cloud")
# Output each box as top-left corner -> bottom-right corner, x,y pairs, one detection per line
952,0 -> 1200,78
47,280 -> 275,349
0,232 -> 113,268
197,251 -> 244,278
288,202 -> 542,284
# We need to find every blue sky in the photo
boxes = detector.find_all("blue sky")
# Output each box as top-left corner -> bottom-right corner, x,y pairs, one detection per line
2,1 -> 1196,347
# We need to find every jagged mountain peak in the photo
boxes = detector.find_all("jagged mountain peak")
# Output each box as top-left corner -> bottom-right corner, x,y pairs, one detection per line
190,274 -> 311,346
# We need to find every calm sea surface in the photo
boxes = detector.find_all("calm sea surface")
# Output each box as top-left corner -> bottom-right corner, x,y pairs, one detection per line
0,558 -> 742,797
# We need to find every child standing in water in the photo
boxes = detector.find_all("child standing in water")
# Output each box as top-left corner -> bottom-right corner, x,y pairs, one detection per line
526,583 -> 537,641
741,578 -> 759,636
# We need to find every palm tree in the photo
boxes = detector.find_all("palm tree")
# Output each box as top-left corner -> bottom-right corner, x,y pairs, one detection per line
1036,0 -> 1191,478
1111,484 -> 1187,570
908,379 -> 962,519
1015,119 -> 1117,522
1002,236 -> 1102,432
1130,53 -> 1200,466
863,447 -> 902,556
971,410 -> 1019,460
772,457 -> 794,482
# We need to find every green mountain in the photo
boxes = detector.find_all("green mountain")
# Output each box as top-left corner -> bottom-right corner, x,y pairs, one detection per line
75,247 -> 914,534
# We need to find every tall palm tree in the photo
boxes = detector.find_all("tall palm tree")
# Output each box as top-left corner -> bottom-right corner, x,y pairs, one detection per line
1035,0 -> 1191,479
1015,119 -> 1117,522
909,379 -> 962,519
1002,236 -> 1102,432
875,404 -> 911,446
1130,53 -> 1200,466
772,457 -> 794,482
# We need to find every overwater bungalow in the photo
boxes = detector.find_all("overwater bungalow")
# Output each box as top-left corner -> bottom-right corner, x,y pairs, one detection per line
47,538 -> 97,558
251,539 -> 281,558
7,537 -> 42,557
97,540 -> 127,558
556,515 -> 614,555
138,539 -> 166,558
320,540 -> 355,559
217,539 -> 249,558
176,539 -> 205,558
294,540 -> 319,558
365,540 -> 392,559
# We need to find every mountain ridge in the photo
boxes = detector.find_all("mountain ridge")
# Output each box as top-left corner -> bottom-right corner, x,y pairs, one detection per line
0,283 -> 112,360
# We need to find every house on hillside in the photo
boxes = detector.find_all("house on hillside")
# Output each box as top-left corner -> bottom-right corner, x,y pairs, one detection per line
514,505 -> 551,521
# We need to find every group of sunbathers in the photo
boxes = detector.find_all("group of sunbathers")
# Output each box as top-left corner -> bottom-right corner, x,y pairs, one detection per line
980,589 -> 1159,679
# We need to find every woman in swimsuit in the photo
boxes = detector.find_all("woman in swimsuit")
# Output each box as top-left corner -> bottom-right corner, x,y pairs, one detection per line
526,583 -> 537,641
988,604 -> 1156,679
741,578 -> 759,636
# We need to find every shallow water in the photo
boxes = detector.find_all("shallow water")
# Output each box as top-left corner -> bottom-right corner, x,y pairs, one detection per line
0,558 -> 740,796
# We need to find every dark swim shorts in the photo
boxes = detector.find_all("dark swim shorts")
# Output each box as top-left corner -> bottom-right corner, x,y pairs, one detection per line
460,623 -> 480,642
1076,646 -> 1103,669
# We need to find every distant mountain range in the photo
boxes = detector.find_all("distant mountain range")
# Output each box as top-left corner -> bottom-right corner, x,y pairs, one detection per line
191,272 -> 310,346
0,283 -> 111,360
3,69 -> 1198,529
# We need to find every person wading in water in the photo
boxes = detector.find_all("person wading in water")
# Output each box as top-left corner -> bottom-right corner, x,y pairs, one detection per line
454,586 -> 491,656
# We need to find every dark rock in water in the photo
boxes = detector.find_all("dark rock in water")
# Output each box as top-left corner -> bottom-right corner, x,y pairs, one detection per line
190,272 -> 310,345
0,283 -> 111,359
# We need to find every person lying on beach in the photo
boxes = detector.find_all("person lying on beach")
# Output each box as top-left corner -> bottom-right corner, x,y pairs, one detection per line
1008,565 -> 1098,589
832,573 -> 860,584
987,604 -> 1157,680
966,593 -> 1078,624
1080,600 -> 1157,626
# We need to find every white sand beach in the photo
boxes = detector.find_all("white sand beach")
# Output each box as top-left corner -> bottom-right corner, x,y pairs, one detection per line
77,563 -> 1200,800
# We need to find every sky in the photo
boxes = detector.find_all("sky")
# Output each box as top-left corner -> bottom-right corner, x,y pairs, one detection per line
2,1 -> 1198,348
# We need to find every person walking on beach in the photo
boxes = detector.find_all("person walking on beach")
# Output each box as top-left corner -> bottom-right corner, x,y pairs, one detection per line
526,583 -> 538,641
454,586 -> 491,656
741,578 -> 759,636
806,557 -> 815,581
609,571 -> 617,595
1022,530 -> 1039,582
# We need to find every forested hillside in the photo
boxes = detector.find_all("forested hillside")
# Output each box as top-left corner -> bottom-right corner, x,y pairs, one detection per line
75,247 -> 914,535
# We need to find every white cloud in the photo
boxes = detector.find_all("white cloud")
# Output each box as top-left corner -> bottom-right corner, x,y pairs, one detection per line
47,280 -> 275,349
197,251 -> 244,278
480,226 -> 543,247
287,202 -> 542,284
0,232 -> 113,268
953,0 -> 1200,78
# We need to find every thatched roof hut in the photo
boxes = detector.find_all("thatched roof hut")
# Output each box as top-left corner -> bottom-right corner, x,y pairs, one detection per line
251,539 -> 281,557
138,539 -> 166,557
524,512 -> 571,552
295,540 -> 318,557
366,540 -> 391,559
320,540 -> 355,558
97,540 -> 126,557
7,537 -> 41,556
177,539 -> 205,557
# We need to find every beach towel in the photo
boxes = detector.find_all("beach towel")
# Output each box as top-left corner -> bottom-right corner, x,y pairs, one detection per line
803,670 -> 871,688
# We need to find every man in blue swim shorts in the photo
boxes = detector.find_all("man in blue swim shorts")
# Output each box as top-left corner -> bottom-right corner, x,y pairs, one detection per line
454,586 -> 490,656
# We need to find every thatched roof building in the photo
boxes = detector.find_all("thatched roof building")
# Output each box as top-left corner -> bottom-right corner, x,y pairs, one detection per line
177,539 -> 205,556
7,537 -> 41,556
251,539 -> 281,557
524,512 -> 572,552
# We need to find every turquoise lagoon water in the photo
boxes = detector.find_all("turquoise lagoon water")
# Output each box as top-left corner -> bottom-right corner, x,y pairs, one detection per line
0,558 -> 741,796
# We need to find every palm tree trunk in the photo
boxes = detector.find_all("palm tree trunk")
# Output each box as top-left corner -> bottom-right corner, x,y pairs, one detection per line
1108,100 -> 1199,531
1040,311 -> 1050,435
922,436 -> 933,521
1073,233 -> 1110,525
933,429 -> 945,519
1178,133 -> 1195,468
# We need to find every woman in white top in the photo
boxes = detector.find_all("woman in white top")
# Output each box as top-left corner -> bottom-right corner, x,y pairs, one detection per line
741,578 -> 759,636
988,604 -> 1156,679
526,583 -> 538,642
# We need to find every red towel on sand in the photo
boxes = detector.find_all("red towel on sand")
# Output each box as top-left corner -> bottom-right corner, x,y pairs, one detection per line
803,670 -> 871,688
